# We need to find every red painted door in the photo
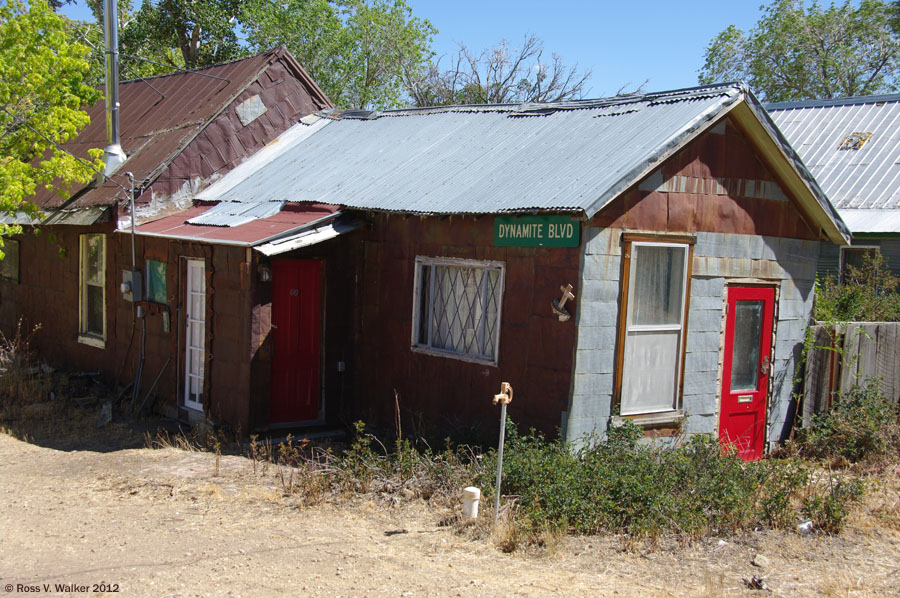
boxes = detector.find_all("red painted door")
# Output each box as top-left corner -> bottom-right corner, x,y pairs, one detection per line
270,260 -> 322,424
719,286 -> 775,461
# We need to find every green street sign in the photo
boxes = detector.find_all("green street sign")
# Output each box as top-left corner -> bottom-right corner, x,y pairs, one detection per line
494,215 -> 580,247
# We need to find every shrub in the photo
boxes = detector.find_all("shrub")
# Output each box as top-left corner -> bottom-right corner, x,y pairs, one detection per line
796,381 -> 900,464
478,421 -> 818,538
802,474 -> 866,534
815,250 -> 900,322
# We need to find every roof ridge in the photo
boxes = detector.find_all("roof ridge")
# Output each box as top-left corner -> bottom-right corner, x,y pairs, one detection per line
118,47 -> 279,86
322,82 -> 744,120
766,93 -> 900,110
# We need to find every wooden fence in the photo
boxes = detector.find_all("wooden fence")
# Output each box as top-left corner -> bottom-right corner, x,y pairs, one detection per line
802,322 -> 900,426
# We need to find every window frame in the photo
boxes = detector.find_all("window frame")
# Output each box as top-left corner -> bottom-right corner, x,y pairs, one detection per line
410,256 -> 506,366
145,258 -> 168,304
613,233 -> 695,420
0,239 -> 19,283
78,233 -> 107,348
839,244 -> 879,283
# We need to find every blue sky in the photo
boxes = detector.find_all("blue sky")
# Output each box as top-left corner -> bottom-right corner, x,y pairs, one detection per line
61,0 -> 768,97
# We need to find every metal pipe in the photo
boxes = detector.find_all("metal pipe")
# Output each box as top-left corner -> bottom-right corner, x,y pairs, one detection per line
126,171 -> 135,269
494,401 -> 507,523
102,0 -> 126,175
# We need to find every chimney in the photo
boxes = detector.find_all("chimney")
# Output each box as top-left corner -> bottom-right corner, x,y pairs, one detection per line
102,0 -> 126,175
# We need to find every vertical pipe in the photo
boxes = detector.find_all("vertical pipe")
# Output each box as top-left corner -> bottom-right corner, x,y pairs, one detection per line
493,401 -> 507,523
102,0 -> 126,175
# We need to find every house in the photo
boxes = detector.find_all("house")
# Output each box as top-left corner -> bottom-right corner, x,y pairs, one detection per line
0,47 -> 332,423
767,94 -> 900,279
130,83 -> 848,460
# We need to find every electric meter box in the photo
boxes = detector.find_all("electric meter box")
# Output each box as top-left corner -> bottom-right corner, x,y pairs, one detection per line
121,269 -> 143,302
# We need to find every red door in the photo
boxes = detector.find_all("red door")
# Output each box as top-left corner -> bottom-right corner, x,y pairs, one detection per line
270,260 -> 322,424
719,286 -> 775,461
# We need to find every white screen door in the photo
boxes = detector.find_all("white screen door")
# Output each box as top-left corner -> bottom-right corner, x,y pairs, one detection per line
184,259 -> 206,411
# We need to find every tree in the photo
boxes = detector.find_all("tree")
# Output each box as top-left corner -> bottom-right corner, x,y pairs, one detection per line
407,35 -> 591,107
699,0 -> 900,102
0,0 -> 104,241
242,0 -> 436,109
79,0 -> 243,71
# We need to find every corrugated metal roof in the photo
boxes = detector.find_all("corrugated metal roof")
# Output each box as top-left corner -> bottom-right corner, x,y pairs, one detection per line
29,46 -> 331,212
186,200 -> 285,227
256,217 -> 364,255
767,94 -> 900,232
839,209 -> 900,234
193,83 -> 845,244
133,202 -> 339,245
198,85 -> 746,218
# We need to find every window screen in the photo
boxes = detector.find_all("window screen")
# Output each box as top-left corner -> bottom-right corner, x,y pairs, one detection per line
412,257 -> 504,363
147,260 -> 167,304
0,239 -> 19,282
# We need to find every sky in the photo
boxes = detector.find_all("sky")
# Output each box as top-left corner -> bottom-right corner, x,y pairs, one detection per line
60,0 -> 769,98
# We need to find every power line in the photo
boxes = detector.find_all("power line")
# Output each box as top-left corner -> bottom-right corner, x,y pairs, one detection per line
0,104 -> 130,195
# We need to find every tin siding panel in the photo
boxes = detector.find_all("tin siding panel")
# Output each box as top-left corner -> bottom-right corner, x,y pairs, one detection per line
348,213 -> 580,438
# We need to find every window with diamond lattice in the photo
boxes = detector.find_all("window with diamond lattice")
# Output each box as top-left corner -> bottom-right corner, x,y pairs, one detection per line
412,257 -> 505,364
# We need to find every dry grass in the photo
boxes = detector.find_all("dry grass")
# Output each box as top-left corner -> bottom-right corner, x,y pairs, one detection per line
846,464 -> 900,532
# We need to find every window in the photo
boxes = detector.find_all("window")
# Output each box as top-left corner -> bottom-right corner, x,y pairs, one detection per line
146,259 -> 167,304
615,235 -> 693,416
0,239 -> 19,282
840,245 -> 879,282
412,257 -> 505,364
79,234 -> 106,346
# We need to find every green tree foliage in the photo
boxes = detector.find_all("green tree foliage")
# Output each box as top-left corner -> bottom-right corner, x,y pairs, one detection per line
119,0 -> 244,69
0,0 -> 104,241
76,0 -> 241,74
408,35 -> 591,107
242,0 -> 436,109
815,250 -> 900,322
699,0 -> 900,101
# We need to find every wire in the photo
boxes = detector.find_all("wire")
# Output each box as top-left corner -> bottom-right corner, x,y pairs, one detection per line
0,105 -> 131,195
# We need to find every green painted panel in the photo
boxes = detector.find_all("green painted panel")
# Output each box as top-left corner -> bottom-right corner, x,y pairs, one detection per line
494,215 -> 580,247
147,260 -> 167,304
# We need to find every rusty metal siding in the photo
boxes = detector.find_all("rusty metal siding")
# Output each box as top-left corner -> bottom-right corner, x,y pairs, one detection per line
0,221 -> 120,375
30,47 -> 331,211
592,117 -> 820,240
342,213 -> 580,437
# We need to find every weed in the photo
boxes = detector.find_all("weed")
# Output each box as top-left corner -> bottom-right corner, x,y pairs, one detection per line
795,380 -> 900,465
802,472 -> 866,534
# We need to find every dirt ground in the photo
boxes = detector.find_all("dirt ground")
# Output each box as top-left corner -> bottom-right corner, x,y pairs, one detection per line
1,431 -> 899,598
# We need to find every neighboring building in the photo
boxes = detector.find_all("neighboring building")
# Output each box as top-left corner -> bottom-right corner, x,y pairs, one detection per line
767,95 -> 900,279
0,47 -> 332,424
132,83 -> 847,460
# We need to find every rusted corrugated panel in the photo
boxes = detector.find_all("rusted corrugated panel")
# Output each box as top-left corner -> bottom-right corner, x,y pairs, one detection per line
591,118 -> 820,241
134,202 -> 339,244
30,47 -> 332,212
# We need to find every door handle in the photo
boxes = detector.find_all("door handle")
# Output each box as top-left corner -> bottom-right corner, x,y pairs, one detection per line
760,355 -> 771,375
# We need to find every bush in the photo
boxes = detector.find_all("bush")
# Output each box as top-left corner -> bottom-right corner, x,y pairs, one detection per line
478,421 -> 817,538
796,381 -> 900,464
815,250 -> 900,322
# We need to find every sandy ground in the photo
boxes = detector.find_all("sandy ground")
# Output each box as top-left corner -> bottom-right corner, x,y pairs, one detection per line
1,432 -> 899,598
